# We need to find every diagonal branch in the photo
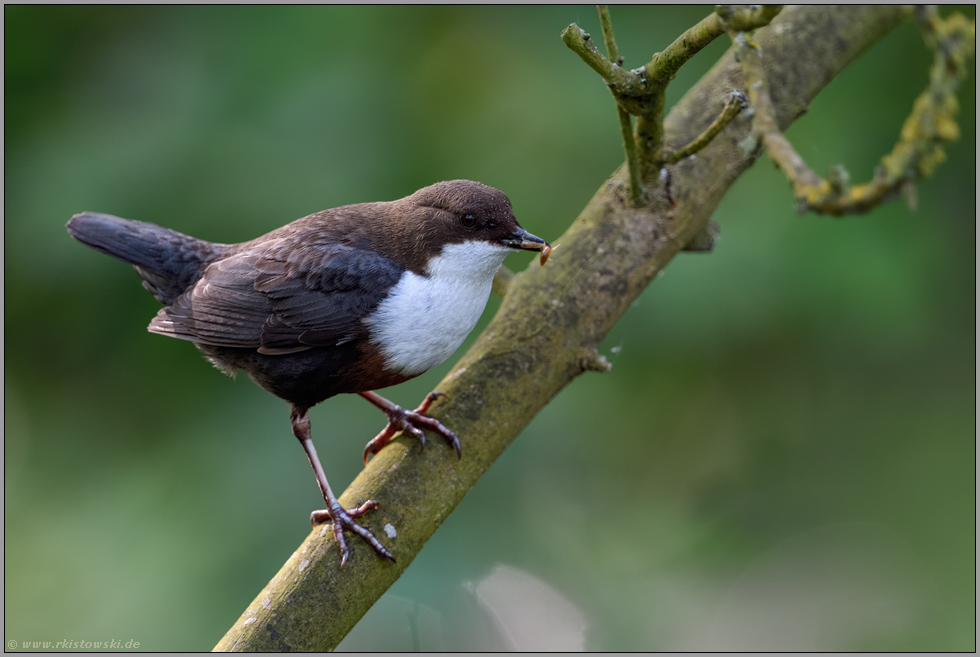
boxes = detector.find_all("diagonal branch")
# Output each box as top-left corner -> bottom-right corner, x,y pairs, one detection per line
213,6 -> 908,652
633,5 -> 781,169
559,23 -> 638,94
664,89 -> 748,164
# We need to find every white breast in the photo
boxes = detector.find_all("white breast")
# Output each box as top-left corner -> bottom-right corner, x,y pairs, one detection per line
365,240 -> 512,377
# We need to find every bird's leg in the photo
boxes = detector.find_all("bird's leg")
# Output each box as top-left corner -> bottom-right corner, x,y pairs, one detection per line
359,390 -> 461,464
290,406 -> 394,565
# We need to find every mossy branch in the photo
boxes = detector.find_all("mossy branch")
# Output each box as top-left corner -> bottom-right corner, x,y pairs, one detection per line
732,6 -> 975,216
213,6 -> 912,652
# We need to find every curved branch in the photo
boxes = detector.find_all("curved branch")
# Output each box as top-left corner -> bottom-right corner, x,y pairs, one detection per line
213,6 -> 908,652
734,6 -> 975,216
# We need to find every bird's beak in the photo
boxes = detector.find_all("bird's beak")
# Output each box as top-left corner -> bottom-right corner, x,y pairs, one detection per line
501,227 -> 549,253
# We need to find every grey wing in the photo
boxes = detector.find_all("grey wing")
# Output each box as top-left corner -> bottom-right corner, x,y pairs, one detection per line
148,242 -> 405,355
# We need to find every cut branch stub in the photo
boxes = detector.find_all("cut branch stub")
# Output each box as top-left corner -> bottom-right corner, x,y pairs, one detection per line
560,23 -> 649,114
714,4 -> 784,34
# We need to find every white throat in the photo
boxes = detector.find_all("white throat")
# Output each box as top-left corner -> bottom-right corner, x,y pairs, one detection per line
365,240 -> 512,377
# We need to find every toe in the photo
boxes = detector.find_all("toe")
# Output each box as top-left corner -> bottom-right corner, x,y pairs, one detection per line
348,499 -> 380,518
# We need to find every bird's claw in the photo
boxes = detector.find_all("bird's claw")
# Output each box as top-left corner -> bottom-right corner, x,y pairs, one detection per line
363,391 -> 460,464
310,499 -> 394,565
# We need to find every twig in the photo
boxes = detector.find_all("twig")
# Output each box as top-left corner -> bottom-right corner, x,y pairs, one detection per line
732,6 -> 975,216
563,5 -> 783,175
664,90 -> 748,163
645,12 -> 727,86
559,24 -> 638,95
597,5 -> 645,205
635,6 -> 781,168
596,5 -> 619,63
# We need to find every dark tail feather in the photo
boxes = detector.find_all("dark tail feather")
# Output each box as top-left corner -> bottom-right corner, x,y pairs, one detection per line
67,212 -> 230,305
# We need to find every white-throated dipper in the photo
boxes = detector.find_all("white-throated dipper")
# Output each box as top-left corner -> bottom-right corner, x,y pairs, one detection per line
66,180 -> 549,564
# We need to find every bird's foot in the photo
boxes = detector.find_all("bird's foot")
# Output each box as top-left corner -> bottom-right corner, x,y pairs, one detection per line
310,499 -> 394,565
362,391 -> 461,464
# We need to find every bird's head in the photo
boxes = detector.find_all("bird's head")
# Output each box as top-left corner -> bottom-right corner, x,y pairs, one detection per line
382,180 -> 549,276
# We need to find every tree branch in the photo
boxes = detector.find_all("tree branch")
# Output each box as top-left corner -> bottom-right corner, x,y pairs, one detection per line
563,5 -> 782,177
214,6 -> 910,652
634,5 -> 781,169
664,89 -> 748,164
560,23 -> 633,91
733,6 -> 975,216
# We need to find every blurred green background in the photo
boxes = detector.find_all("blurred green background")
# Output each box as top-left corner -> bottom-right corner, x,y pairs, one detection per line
4,5 -> 975,651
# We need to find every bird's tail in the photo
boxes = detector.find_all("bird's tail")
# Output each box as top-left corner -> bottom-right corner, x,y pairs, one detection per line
67,212 -> 231,305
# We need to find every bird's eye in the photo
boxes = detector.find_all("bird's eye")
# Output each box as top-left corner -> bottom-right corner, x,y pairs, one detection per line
461,213 -> 476,228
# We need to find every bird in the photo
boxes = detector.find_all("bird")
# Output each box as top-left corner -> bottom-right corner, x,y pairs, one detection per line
66,179 -> 549,565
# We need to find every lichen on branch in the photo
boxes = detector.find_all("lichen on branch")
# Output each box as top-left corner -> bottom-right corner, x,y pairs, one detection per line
733,6 -> 976,216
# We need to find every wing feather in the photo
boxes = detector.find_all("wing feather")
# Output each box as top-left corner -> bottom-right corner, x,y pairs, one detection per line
148,242 -> 404,353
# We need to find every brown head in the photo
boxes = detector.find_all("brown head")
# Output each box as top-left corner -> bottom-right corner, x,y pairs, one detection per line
370,180 -> 548,274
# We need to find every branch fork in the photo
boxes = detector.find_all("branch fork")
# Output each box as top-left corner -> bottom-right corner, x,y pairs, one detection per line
562,5 -> 781,205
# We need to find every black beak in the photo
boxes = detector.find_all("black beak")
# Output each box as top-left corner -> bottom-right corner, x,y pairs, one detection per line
501,227 -> 549,252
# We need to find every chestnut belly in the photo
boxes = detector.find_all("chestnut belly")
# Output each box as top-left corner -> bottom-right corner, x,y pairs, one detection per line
200,341 -> 411,410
